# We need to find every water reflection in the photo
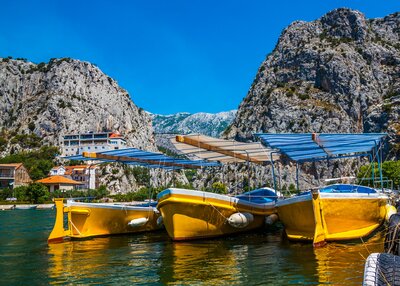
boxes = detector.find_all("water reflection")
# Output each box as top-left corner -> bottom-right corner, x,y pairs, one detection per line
314,233 -> 385,285
160,240 -> 240,285
47,231 -> 167,285
158,230 -> 320,285
2,209 -> 387,285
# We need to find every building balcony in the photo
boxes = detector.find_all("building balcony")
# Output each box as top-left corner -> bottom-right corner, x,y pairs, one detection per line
63,136 -> 79,140
0,174 -> 14,178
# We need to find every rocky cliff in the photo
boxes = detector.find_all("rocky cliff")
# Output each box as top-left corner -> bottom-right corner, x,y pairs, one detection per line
0,57 -> 155,152
226,8 -> 400,151
220,8 -> 400,190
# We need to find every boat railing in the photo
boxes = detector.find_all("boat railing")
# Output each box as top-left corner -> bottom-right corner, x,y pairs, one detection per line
358,177 -> 393,191
277,182 -> 390,198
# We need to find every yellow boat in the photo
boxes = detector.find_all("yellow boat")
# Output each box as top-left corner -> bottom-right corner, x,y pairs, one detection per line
276,184 -> 394,246
157,187 -> 278,241
254,132 -> 396,246
48,148 -> 220,243
48,199 -> 162,243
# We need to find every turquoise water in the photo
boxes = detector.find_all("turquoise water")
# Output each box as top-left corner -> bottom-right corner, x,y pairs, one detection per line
0,209 -> 384,285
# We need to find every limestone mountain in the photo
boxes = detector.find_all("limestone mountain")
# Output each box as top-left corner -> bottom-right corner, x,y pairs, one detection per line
225,8 -> 400,156
151,110 -> 237,137
0,57 -> 155,153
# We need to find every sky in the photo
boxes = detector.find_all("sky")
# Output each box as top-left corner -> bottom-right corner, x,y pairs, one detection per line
0,1 -> 399,114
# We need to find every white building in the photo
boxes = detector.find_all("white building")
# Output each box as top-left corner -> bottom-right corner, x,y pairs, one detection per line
61,131 -> 127,156
49,166 -> 66,176
49,165 -> 99,190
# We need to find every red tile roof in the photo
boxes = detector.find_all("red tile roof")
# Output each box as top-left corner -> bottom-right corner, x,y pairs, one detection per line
109,133 -> 123,138
36,175 -> 83,185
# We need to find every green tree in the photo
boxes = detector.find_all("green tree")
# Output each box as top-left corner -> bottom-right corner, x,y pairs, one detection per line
95,185 -> 109,198
14,185 -> 29,202
26,183 -> 49,203
125,166 -> 150,186
0,188 -> 13,200
130,187 -> 151,201
66,160 -> 84,166
87,185 -> 109,199
288,183 -> 297,193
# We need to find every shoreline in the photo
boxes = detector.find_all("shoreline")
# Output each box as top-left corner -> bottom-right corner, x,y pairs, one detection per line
0,204 -> 55,210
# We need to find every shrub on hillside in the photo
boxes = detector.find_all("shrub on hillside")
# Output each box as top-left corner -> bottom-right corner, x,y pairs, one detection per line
357,160 -> 400,188
210,182 -> 227,194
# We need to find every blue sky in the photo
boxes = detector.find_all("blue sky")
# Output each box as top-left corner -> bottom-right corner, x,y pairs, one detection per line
0,1 -> 398,114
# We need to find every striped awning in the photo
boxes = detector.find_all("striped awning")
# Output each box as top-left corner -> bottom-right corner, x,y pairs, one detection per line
63,147 -> 220,170
170,134 -> 278,164
255,133 -> 387,162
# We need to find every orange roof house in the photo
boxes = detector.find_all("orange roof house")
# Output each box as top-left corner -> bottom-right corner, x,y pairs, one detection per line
36,175 -> 83,192
64,165 -> 89,175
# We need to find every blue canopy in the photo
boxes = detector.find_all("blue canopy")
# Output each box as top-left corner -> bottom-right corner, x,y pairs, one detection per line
255,133 -> 387,162
63,147 -> 220,170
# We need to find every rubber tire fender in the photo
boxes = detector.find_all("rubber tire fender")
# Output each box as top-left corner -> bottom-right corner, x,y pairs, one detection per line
384,213 -> 400,255
363,253 -> 400,286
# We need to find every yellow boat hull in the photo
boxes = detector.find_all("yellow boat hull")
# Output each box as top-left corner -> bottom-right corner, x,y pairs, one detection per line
48,199 -> 161,243
277,192 -> 389,243
157,188 -> 276,240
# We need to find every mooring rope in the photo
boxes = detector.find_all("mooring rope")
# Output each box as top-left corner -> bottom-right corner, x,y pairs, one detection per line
207,201 -> 229,221
69,219 -> 83,236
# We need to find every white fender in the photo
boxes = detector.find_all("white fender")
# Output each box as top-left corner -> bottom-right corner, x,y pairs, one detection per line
128,217 -> 148,227
227,212 -> 254,228
156,216 -> 163,227
265,214 -> 279,225
385,204 -> 397,222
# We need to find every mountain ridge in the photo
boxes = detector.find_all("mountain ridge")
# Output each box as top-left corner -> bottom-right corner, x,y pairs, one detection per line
151,110 -> 237,137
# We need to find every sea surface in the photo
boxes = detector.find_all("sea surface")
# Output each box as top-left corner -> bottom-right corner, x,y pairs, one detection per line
0,209 -> 384,285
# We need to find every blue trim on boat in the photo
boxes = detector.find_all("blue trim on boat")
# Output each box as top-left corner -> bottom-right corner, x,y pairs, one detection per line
295,184 -> 377,197
235,187 -> 278,203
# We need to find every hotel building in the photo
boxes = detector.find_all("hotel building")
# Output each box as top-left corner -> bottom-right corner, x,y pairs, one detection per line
61,131 -> 127,156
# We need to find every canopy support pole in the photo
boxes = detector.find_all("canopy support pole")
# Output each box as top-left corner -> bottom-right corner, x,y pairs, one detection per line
375,142 -> 383,191
369,153 -> 374,186
245,151 -> 250,191
277,163 -> 282,192
296,163 -> 300,192
172,166 -> 175,188
270,152 -> 278,192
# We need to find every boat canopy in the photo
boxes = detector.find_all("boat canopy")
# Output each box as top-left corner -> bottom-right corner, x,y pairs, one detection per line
170,134 -> 279,164
255,133 -> 387,162
63,147 -> 220,170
